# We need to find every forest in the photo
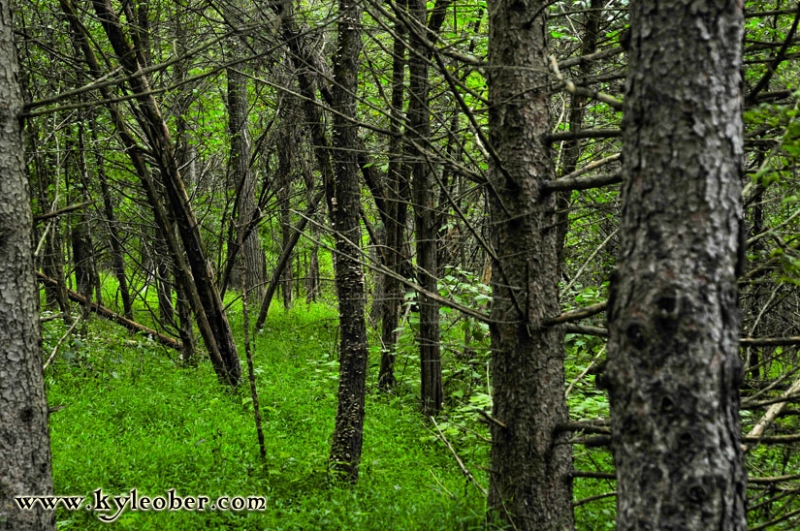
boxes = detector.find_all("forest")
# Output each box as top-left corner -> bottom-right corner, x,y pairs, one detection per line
1,0 -> 800,529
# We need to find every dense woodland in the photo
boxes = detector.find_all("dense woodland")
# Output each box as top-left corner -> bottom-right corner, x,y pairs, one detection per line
2,0 -> 800,529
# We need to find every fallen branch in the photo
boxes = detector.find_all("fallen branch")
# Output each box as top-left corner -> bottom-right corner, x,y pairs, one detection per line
33,200 -> 94,224
36,272 -> 182,351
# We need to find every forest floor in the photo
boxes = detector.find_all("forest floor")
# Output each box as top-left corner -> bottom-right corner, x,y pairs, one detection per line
42,280 -> 616,530
44,300 -> 491,531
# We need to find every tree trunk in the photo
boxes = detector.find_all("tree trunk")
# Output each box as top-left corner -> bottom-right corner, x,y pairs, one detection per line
556,0 -> 602,276
277,122 -> 296,310
486,0 -> 575,528
226,53 -> 265,303
0,3 -> 56,525
154,234 -> 174,324
378,0 -> 409,391
606,0 -> 747,529
407,0 -> 443,415
327,0 -> 370,483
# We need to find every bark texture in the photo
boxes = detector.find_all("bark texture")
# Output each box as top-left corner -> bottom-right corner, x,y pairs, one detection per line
486,0 -> 575,528
606,0 -> 748,529
327,0 -> 370,482
0,1 -> 56,527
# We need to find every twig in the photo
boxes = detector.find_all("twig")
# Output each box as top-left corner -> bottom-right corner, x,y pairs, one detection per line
431,417 -> 487,496
474,408 -> 507,429
565,345 -> 607,399
545,301 -> 607,326
43,316 -> 82,370
573,490 -> 617,507
549,55 -> 623,110
33,200 -> 94,224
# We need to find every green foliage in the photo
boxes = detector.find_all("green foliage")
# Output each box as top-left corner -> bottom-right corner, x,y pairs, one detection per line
45,304 -> 488,530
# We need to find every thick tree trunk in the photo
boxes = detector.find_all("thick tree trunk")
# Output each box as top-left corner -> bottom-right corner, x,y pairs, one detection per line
606,0 -> 747,529
327,0 -> 370,483
0,3 -> 56,525
407,0 -> 443,415
486,0 -> 575,529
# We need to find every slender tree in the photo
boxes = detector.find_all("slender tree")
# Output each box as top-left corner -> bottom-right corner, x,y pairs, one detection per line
606,0 -> 748,528
405,0 -> 445,416
327,0 -> 370,482
0,2 -> 56,527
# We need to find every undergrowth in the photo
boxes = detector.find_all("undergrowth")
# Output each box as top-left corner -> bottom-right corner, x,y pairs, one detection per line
44,302 -> 491,530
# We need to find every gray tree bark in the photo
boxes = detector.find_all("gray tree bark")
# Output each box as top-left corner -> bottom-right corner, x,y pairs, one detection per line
0,1 -> 57,526
486,0 -> 575,528
606,0 -> 748,529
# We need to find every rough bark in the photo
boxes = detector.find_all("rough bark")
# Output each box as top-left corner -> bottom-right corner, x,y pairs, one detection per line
605,0 -> 748,529
327,0 -> 370,483
486,0 -> 575,528
0,1 -> 57,525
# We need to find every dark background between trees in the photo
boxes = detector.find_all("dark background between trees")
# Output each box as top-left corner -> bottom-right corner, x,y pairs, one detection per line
2,0 -> 800,529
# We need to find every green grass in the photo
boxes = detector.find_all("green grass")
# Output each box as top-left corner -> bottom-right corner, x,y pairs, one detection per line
44,302 -> 490,530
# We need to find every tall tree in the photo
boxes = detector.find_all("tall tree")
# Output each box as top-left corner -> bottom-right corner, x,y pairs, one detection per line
486,0 -> 575,528
406,0 -> 444,416
377,0 -> 409,391
327,0 -> 370,482
225,3 -> 265,303
0,2 -> 56,527
605,0 -> 748,528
